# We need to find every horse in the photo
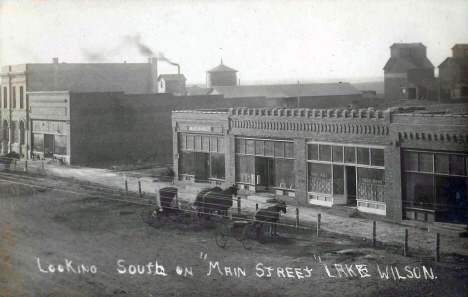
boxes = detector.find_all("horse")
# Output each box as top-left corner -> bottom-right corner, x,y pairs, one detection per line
0,152 -> 20,172
196,185 -> 237,220
253,201 -> 287,238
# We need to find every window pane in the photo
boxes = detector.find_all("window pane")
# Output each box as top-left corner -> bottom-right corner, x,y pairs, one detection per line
402,151 -> 418,171
285,142 -> 294,158
236,155 -> 255,184
308,163 -> 332,194
236,139 -> 245,154
333,165 -> 344,195
210,153 -> 225,179
186,135 -> 194,150
319,145 -> 331,161
435,154 -> 449,174
218,137 -> 225,153
308,144 -> 318,160
371,149 -> 384,167
179,151 -> 195,175
246,140 -> 255,155
344,147 -> 356,163
275,142 -> 284,158
419,153 -> 433,173
202,136 -> 210,151
54,135 -> 67,155
194,136 -> 201,151
265,141 -> 274,157
255,140 -> 264,156
33,134 -> 44,152
404,172 -> 434,210
333,146 -> 343,163
357,168 -> 385,202
275,159 -> 295,189
357,147 -> 370,165
180,135 -> 186,150
210,137 -> 217,152
449,155 -> 465,176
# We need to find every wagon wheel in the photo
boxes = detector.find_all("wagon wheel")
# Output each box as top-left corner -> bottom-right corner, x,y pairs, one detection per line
242,223 -> 258,250
141,206 -> 164,228
232,221 -> 246,241
215,223 -> 229,248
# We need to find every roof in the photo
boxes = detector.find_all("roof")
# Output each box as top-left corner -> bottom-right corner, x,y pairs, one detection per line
390,43 -> 426,49
207,63 -> 238,73
451,44 -> 468,50
383,57 -> 434,71
210,83 -> 363,99
158,74 -> 186,81
438,57 -> 468,68
185,86 -> 214,96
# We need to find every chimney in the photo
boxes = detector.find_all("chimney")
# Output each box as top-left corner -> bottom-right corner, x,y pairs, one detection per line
149,57 -> 158,93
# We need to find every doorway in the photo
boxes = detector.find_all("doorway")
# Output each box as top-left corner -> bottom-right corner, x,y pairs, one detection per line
44,134 -> 54,158
255,157 -> 275,192
195,152 -> 210,183
346,166 -> 357,205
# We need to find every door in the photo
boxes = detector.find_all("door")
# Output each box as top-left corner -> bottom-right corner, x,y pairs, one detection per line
44,134 -> 54,158
195,152 -> 209,183
255,157 -> 268,191
346,166 -> 357,205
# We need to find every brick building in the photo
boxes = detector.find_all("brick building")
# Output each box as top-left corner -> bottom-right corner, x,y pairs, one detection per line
1,57 -> 159,158
383,43 -> 436,100
172,107 -> 468,224
438,44 -> 468,100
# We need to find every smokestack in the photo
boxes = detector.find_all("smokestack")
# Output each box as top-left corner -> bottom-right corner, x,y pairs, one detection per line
149,57 -> 158,93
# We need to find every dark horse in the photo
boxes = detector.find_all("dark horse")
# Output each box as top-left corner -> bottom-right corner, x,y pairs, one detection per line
1,151 -> 20,172
253,201 -> 287,238
195,185 -> 237,220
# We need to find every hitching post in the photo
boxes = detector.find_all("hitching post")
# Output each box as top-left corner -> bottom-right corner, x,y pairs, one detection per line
317,213 -> 321,237
256,203 -> 258,211
435,233 -> 440,262
404,229 -> 409,256
138,180 -> 142,197
372,221 -> 377,247
125,180 -> 128,194
25,160 -> 28,172
296,208 -> 299,228
237,197 -> 241,214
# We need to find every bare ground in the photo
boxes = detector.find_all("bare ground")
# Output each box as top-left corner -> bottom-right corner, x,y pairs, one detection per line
1,181 -> 467,297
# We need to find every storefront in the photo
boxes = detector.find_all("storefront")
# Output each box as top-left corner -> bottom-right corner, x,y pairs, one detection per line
306,142 -> 386,215
178,133 -> 225,185
402,150 -> 468,223
31,120 -> 69,163
235,138 -> 295,196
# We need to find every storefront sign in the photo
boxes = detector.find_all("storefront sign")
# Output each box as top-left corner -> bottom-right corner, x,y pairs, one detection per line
188,126 -> 211,132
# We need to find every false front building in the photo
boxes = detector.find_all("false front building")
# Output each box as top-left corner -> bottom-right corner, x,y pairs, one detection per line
172,107 -> 468,224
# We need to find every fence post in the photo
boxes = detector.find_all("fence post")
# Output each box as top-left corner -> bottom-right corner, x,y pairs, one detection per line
372,221 -> 376,247
25,160 -> 28,172
125,180 -> 128,194
14,159 -> 17,171
237,197 -> 241,214
256,203 -> 258,211
404,229 -> 409,256
435,233 -> 440,262
317,213 -> 321,237
138,180 -> 142,197
296,208 -> 299,228
42,160 -> 44,170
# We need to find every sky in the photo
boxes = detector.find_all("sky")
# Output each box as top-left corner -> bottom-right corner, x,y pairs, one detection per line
0,0 -> 467,85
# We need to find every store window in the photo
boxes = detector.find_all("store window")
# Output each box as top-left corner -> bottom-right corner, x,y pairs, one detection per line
210,153 -> 225,179
333,146 -> 343,163
33,134 -> 44,152
308,163 -> 332,194
333,165 -> 345,195
357,168 -> 385,202
370,149 -> 384,167
54,135 -> 67,155
275,159 -> 294,189
179,151 -> 195,175
236,155 -> 255,184
344,146 -> 356,163
357,147 -> 370,165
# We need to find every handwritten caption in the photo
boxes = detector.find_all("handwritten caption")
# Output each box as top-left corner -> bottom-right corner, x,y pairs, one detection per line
36,251 -> 437,281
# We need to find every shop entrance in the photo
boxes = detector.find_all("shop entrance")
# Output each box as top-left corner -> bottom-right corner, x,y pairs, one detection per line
346,166 -> 357,205
255,157 -> 275,192
44,134 -> 54,158
195,152 -> 210,183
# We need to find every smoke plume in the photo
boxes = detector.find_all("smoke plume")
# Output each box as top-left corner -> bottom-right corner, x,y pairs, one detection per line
123,33 -> 179,66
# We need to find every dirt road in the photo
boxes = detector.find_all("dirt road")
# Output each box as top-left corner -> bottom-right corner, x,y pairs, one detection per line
1,181 -> 467,297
